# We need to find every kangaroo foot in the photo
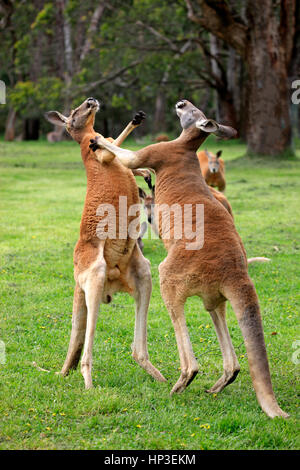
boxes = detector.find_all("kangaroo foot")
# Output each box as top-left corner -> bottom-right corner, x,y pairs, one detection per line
132,351 -> 167,383
206,367 -> 240,394
170,367 -> 199,395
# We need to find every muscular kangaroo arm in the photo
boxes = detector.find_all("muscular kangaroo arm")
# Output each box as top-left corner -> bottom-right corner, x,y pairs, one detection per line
90,136 -> 140,166
90,111 -> 146,164
89,134 -> 156,170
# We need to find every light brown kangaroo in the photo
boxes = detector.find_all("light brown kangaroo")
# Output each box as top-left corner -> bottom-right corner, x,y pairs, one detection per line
45,98 -> 165,389
198,149 -> 226,192
89,99 -> 288,418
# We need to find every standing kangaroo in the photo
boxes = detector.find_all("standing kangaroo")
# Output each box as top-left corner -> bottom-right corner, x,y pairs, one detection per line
45,97 -> 165,389
198,149 -> 226,192
89,100 -> 288,418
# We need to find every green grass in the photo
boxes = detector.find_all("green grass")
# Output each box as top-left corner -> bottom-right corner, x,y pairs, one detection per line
0,136 -> 299,450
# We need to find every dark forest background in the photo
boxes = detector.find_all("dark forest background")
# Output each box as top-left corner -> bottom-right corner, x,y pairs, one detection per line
0,0 -> 299,155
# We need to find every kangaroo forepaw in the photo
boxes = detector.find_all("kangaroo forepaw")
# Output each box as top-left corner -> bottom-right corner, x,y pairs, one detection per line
89,137 -> 101,152
132,110 -> 146,126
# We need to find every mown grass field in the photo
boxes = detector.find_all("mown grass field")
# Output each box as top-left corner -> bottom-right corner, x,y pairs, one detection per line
0,135 -> 299,450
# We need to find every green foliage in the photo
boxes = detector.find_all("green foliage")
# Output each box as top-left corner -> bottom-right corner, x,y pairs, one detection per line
1,0 -> 297,150
0,0 -> 209,135
8,78 -> 64,118
8,81 -> 36,114
30,3 -> 54,30
111,94 -> 132,110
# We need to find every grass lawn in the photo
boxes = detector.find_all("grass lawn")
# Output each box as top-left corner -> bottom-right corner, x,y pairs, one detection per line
0,135 -> 299,450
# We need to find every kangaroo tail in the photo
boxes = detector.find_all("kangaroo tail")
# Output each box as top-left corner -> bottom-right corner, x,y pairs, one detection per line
247,257 -> 271,264
224,277 -> 288,418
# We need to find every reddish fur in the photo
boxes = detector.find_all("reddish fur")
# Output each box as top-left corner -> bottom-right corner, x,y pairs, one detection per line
202,186 -> 233,217
46,100 -> 166,388
121,136 -> 247,302
141,185 -> 233,238
155,134 -> 169,142
51,109 -> 142,293
74,134 -> 139,281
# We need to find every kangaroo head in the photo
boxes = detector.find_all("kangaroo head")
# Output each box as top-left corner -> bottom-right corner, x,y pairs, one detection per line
205,149 -> 222,174
175,100 -> 237,140
45,97 -> 100,143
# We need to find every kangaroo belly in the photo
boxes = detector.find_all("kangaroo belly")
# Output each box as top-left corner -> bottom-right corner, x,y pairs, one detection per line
74,157 -> 140,277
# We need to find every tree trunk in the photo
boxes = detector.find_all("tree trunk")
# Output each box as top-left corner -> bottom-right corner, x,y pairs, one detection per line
245,6 -> 292,155
102,116 -> 109,137
23,118 -> 40,140
186,0 -> 296,156
238,61 -> 249,141
153,64 -> 172,134
209,35 -> 238,128
153,90 -> 166,134
4,108 -> 16,141
218,91 -> 238,130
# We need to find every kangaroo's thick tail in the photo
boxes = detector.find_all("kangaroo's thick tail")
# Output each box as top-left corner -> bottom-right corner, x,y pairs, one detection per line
247,257 -> 271,264
224,276 -> 289,419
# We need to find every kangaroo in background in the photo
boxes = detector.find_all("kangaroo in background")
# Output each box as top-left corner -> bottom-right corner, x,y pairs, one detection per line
198,149 -> 226,192
89,99 -> 288,418
45,98 -> 165,389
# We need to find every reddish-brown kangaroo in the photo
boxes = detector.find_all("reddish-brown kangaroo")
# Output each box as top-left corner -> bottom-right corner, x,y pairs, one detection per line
89,99 -> 288,418
45,98 -> 165,389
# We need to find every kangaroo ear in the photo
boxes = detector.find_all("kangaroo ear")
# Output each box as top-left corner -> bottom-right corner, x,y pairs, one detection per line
196,118 -> 237,139
45,111 -> 68,127
195,119 -> 219,133
214,125 -> 237,139
216,150 -> 223,158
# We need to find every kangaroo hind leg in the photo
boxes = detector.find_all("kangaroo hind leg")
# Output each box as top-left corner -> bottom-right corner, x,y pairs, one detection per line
130,246 -> 166,383
80,252 -> 107,389
61,282 -> 87,376
206,301 -> 240,393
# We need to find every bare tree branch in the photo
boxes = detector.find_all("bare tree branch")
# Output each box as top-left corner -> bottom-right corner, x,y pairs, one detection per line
185,0 -> 248,58
0,0 -> 13,29
76,60 -> 142,92
195,36 -> 226,77
136,20 -> 181,53
80,2 -> 107,63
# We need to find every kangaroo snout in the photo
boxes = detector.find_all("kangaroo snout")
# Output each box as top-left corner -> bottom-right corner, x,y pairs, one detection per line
86,97 -> 100,109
